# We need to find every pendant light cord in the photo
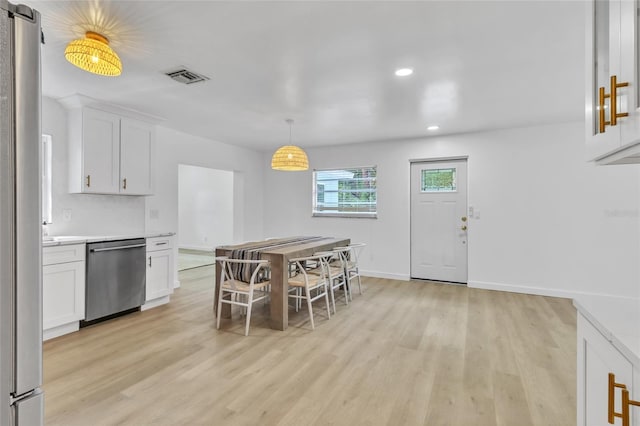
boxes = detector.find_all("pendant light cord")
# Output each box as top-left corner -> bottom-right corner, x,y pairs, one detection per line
286,118 -> 294,145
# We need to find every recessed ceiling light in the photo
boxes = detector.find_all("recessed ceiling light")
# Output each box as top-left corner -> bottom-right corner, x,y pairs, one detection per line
427,125 -> 440,131
395,68 -> 413,77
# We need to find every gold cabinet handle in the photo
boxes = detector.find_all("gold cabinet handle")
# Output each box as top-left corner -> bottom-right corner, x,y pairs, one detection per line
461,225 -> 467,231
599,86 -> 611,133
609,373 -> 628,424
461,216 -> 468,222
123,178 -> 127,190
86,175 -> 91,188
621,389 -> 640,426
611,75 -> 630,126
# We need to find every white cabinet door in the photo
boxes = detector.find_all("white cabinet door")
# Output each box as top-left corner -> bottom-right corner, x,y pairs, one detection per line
586,0 -> 622,161
42,261 -> 85,331
578,314 -> 636,426
586,0 -> 640,164
82,108 -> 120,194
146,250 -> 173,301
619,0 -> 640,149
120,118 -> 154,195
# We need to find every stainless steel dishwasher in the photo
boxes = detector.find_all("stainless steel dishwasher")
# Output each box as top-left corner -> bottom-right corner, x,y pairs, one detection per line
84,238 -> 146,322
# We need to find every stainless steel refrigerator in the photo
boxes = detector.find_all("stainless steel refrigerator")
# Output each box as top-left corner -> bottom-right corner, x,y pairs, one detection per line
0,1 -> 44,425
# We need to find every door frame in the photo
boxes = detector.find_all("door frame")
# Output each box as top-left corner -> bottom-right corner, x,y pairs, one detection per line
409,155 -> 469,282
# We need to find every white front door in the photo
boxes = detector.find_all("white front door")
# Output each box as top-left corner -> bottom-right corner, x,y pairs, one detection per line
410,159 -> 468,283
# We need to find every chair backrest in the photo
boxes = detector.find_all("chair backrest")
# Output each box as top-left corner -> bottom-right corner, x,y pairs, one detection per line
216,256 -> 270,289
347,243 -> 366,264
331,247 -> 352,266
313,250 -> 341,267
289,254 -> 331,282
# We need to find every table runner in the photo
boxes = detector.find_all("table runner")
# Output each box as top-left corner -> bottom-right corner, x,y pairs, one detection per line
227,236 -> 325,282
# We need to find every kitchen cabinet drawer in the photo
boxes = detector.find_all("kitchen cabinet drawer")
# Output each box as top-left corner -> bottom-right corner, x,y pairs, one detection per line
42,244 -> 85,266
147,236 -> 173,252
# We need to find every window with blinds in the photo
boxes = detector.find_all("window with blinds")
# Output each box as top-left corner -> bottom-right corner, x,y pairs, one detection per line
312,166 -> 377,218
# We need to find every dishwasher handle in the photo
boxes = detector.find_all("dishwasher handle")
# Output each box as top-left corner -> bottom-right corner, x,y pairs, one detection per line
90,243 -> 147,253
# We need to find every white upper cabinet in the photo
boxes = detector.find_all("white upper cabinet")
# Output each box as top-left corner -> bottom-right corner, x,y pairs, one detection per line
120,118 -> 154,195
587,0 -> 640,164
80,108 -> 121,194
68,106 -> 155,195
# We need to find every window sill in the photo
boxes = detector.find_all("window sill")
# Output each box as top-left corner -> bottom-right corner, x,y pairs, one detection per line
312,212 -> 377,219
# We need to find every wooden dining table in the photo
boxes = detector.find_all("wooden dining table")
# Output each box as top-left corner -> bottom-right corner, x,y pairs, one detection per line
215,236 -> 350,330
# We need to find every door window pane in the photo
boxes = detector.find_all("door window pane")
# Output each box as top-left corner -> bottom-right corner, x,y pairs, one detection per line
421,168 -> 456,192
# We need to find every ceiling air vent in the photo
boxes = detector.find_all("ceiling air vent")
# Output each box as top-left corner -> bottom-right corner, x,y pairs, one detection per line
165,68 -> 210,85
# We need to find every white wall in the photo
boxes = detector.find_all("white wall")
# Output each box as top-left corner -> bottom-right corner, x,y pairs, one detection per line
263,121 -> 640,300
44,96 -> 265,287
145,126 -> 265,285
178,165 -> 234,250
42,96 -> 146,236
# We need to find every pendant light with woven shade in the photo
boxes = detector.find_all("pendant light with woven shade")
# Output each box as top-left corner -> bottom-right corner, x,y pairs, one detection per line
64,31 -> 122,77
271,119 -> 309,171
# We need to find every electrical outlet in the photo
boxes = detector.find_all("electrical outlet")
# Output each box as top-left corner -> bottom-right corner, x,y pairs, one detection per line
149,209 -> 159,219
62,209 -> 72,222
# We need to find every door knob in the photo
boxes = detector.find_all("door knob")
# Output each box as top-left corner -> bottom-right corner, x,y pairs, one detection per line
461,225 -> 467,231
461,216 -> 467,222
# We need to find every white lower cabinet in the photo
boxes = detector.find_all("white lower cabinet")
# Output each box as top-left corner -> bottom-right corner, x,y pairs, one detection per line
142,236 -> 174,310
42,244 -> 85,341
578,313 -> 638,426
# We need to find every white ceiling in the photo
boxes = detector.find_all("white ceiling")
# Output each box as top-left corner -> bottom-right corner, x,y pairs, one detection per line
31,1 -> 585,151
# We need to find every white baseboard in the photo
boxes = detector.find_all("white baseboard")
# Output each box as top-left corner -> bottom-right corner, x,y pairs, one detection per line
43,322 -> 79,341
179,244 -> 214,252
141,295 -> 170,311
174,280 -> 181,289
468,280 -> 637,301
360,270 -> 410,281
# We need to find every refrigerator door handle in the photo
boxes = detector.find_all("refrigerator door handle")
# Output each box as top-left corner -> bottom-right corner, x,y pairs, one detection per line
13,6 -> 42,397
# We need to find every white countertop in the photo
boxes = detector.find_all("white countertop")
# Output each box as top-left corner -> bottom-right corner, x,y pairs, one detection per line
42,232 -> 174,247
573,295 -> 640,365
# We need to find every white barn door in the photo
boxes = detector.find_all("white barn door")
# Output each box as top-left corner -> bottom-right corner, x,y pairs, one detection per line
410,159 -> 468,283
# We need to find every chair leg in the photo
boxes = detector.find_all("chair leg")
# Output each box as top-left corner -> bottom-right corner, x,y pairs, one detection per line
324,284 -> 331,319
329,281 -> 337,314
305,286 -> 315,330
216,290 -> 224,330
244,294 -> 253,336
342,277 -> 349,305
356,272 -> 363,294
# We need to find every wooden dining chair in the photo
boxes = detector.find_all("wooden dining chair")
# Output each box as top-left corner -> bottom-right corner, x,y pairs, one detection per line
335,243 -> 366,295
287,254 -> 331,330
215,256 -> 270,336
313,250 -> 348,314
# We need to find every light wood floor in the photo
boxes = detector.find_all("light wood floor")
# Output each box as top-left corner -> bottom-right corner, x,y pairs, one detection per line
43,267 -> 576,425
177,248 -> 215,271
